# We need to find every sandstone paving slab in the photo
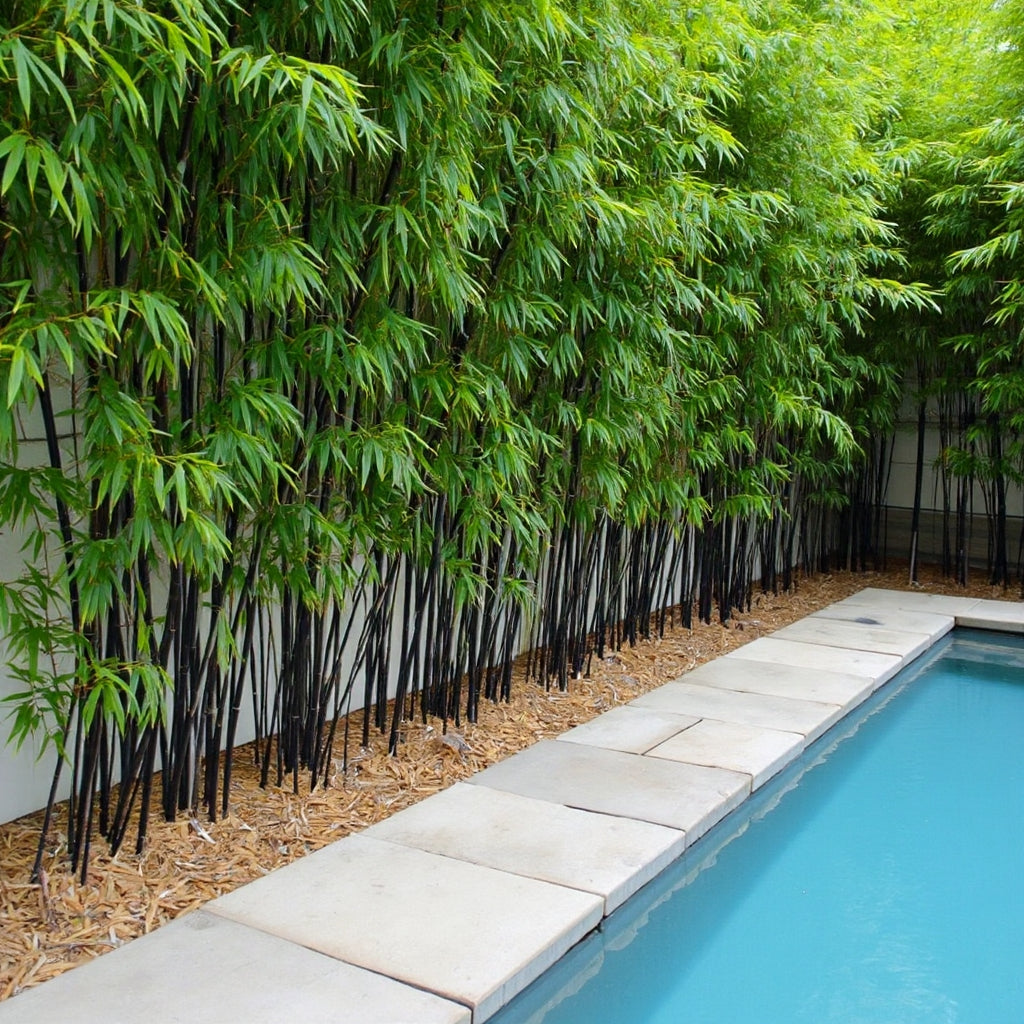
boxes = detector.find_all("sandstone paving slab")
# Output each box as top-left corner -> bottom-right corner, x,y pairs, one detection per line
646,719 -> 805,790
769,617 -> 934,660
466,739 -> 749,842
364,782 -> 685,914
557,705 -> 699,754
680,658 -> 874,716
955,598 -> 1024,633
208,834 -> 603,1023
829,587 -> 981,617
0,910 -> 471,1024
725,636 -> 902,689
632,678 -> 845,743
810,604 -> 954,640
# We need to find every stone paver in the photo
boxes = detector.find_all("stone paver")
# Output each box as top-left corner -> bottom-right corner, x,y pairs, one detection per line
208,834 -> 602,1023
827,588 -> 982,617
467,739 -> 749,842
810,604 -> 954,639
681,658 -> 874,715
0,910 -> 471,1024
364,782 -> 685,914
769,617 -> 934,660
647,719 -> 805,790
632,679 -> 844,742
725,636 -> 902,688
557,705 -> 699,754
956,598 -> 1024,633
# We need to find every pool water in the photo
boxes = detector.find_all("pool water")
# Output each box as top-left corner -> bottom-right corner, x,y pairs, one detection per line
491,630 -> 1024,1024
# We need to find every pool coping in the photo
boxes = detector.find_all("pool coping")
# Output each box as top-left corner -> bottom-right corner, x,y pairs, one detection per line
1,588 -> 1021,1023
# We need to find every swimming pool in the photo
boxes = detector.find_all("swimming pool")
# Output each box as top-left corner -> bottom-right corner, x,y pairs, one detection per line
490,630 -> 1024,1023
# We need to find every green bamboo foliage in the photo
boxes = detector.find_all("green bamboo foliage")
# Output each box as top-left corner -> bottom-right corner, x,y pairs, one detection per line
868,0 -> 1024,588
0,0 -> 388,872
0,0 -> 954,875
933,110 -> 1024,584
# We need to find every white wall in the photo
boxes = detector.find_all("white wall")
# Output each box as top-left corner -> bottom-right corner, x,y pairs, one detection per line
886,397 -> 1024,518
0,414 -> 74,822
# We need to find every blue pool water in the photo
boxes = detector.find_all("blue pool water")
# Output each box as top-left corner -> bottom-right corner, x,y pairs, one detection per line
491,630 -> 1024,1024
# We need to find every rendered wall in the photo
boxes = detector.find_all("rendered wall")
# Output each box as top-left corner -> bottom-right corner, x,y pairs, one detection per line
883,401 -> 1024,568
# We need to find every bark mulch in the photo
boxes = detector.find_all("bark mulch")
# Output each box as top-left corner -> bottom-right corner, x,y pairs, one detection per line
0,565 -> 1016,1001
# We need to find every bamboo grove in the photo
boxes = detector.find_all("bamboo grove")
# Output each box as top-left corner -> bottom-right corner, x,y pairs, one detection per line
0,0 -> 1019,874
857,0 -> 1024,588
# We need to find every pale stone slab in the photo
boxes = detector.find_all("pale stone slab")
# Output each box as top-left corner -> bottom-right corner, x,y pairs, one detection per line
208,835 -> 602,1023
811,604 -> 954,640
632,679 -> 844,742
0,910 -> 471,1024
558,705 -> 699,754
681,658 -> 874,715
955,598 -> 1024,633
364,782 -> 685,914
725,636 -> 902,688
467,739 -> 749,843
647,719 -> 805,790
830,587 -> 981,617
769,618 -> 934,660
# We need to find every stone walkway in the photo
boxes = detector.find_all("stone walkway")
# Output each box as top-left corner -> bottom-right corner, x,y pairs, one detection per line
1,588 -> 1020,1024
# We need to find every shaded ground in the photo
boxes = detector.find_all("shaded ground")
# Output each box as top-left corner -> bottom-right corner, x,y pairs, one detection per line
0,565 -> 1016,1000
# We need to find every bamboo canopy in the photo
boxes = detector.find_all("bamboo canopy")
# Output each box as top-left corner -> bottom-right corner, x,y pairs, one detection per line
0,0 -> 1020,876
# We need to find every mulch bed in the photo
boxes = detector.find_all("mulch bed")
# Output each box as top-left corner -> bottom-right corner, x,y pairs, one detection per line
0,565 -> 1016,1001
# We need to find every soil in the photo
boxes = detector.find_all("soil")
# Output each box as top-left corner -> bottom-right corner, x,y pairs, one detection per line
0,564 -> 1017,1001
